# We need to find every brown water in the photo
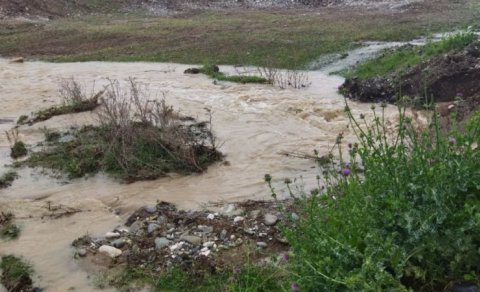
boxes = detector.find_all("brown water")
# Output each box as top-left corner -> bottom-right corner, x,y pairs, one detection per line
0,59 -> 410,291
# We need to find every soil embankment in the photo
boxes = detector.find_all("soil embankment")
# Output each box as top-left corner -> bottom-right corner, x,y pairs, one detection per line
341,40 -> 480,124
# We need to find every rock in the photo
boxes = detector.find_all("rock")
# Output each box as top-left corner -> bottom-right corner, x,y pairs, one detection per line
233,216 -> 244,223
256,242 -> 268,248
105,232 -> 121,239
156,216 -> 167,224
114,226 -> 129,233
155,237 -> 171,249
129,221 -> 141,234
207,213 -> 215,220
264,214 -> 278,226
203,241 -> 215,248
291,213 -> 300,221
184,68 -> 201,74
198,225 -> 214,234
201,247 -> 209,252
180,235 -> 202,245
144,205 -> 157,213
112,239 -> 126,248
220,229 -> 227,240
77,248 -> 87,257
148,223 -> 160,234
249,209 -> 261,219
99,245 -> 122,258
10,57 -> 24,63
200,249 -> 211,257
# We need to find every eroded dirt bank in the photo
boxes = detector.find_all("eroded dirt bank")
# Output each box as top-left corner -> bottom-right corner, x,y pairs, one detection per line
0,59 -> 414,291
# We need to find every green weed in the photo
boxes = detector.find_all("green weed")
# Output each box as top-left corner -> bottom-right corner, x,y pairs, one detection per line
268,101 -> 480,291
0,255 -> 33,291
0,171 -> 18,189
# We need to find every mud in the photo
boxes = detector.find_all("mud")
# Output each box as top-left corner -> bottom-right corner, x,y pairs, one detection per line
341,40 -> 480,107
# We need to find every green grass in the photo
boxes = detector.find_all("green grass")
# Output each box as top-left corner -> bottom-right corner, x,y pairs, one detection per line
10,141 -> 27,159
199,64 -> 269,84
343,30 -> 478,79
0,223 -> 20,240
265,102 -> 480,291
0,171 -> 18,189
0,255 -> 33,291
0,2 -> 478,69
101,264 -> 285,291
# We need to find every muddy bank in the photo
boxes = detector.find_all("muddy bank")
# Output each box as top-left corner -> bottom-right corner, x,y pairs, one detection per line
341,40 -> 480,107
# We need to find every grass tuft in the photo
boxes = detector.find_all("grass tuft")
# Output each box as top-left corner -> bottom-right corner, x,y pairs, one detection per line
0,255 -> 34,292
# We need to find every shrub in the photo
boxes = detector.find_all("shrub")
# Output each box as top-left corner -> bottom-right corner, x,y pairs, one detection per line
200,63 -> 269,84
0,171 -> 18,189
271,101 -> 480,291
0,255 -> 34,291
23,79 -> 221,181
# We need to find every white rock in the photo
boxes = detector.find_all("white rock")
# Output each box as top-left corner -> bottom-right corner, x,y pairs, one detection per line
99,245 -> 122,258
105,232 -> 121,239
207,213 -> 215,220
203,241 -> 215,248
200,250 -> 211,257
233,216 -> 244,223
264,214 -> 278,226
201,247 -> 209,252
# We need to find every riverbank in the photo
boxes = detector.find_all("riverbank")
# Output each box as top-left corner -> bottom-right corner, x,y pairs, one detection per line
0,1 -> 478,69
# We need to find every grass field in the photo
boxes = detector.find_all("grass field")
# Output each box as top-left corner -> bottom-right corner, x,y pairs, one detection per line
0,1 -> 479,68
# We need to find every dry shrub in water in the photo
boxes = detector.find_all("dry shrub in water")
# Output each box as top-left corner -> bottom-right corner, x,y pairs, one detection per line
96,78 -> 220,179
257,59 -> 311,89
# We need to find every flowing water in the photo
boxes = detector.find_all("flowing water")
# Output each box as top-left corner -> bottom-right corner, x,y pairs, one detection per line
0,58 -> 412,291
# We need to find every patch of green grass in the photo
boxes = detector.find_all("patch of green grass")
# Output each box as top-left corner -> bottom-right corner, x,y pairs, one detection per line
0,171 -> 18,189
344,30 -> 477,79
0,2 -> 478,69
0,255 -> 33,292
10,141 -> 27,159
200,64 -> 269,84
103,264 -> 285,292
267,103 -> 480,291
0,223 -> 20,240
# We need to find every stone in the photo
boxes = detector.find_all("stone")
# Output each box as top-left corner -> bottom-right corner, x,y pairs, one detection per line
112,239 -> 126,248
264,214 -> 278,226
180,235 -> 202,245
144,205 -> 157,213
155,237 -> 171,249
291,213 -> 300,221
233,216 -> 244,223
99,245 -> 122,258
256,242 -> 268,248
156,216 -> 167,224
203,241 -> 215,248
198,225 -> 214,234
105,232 -> 121,239
220,229 -> 227,240
77,248 -> 87,257
207,213 -> 215,220
184,68 -> 201,74
129,221 -> 142,234
200,249 -> 211,257
148,223 -> 160,234
249,209 -> 261,219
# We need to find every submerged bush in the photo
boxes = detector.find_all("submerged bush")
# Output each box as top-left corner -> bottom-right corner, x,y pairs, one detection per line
272,102 -> 480,291
24,79 -> 221,181
0,255 -> 34,291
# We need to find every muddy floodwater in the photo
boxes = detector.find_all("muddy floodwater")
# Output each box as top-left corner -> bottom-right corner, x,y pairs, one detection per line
0,59 -> 411,291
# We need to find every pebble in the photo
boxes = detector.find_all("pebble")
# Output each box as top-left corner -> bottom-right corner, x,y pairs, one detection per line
198,225 -> 214,234
233,216 -> 244,223
249,209 -> 261,219
201,247 -> 209,252
105,232 -> 121,239
155,237 -> 171,249
148,223 -> 160,234
203,241 -> 215,248
144,205 -> 157,213
207,213 -> 215,220
256,242 -> 268,248
157,216 -> 167,224
200,249 -> 211,257
220,229 -> 227,240
129,221 -> 142,234
77,248 -> 87,257
112,239 -> 126,248
264,214 -> 278,226
180,235 -> 202,245
291,213 -> 300,221
99,245 -> 122,258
